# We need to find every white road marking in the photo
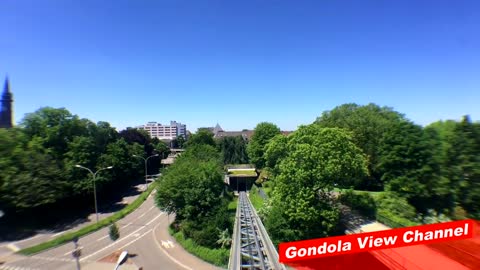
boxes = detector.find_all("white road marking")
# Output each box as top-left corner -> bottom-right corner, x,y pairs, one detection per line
161,240 -> 169,248
94,222 -> 132,243
116,229 -> 152,251
32,255 -> 74,263
51,231 -> 65,238
1,234 -> 43,247
6,243 -> 19,252
152,222 -> 193,270
79,213 -> 164,262
62,201 -> 158,256
0,265 -> 40,270
63,245 -> 83,256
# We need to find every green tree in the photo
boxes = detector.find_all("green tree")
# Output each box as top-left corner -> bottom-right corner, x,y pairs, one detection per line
315,103 -> 405,190
119,128 -> 151,146
265,125 -> 368,243
247,122 -> 281,168
378,120 -> 449,214
446,116 -> 480,217
264,134 -> 289,176
109,223 -> 120,241
98,139 -> 144,184
186,129 -> 216,147
217,136 -> 249,165
155,158 -> 224,220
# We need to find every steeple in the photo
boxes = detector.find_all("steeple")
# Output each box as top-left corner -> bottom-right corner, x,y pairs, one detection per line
213,123 -> 223,135
0,76 -> 13,128
2,77 -> 12,98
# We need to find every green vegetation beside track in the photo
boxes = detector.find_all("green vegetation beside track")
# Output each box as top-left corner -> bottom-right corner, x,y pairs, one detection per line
249,185 -> 265,211
18,181 -> 158,255
169,227 -> 230,268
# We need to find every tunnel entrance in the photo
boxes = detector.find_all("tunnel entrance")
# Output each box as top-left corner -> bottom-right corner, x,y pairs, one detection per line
224,167 -> 258,193
229,176 -> 256,192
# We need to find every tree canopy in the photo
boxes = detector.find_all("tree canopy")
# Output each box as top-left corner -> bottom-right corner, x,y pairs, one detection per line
264,125 -> 368,243
0,107 -> 153,216
247,122 -> 281,168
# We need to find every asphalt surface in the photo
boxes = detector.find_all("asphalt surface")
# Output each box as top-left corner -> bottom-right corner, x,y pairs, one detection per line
0,183 -> 146,259
0,191 -> 187,270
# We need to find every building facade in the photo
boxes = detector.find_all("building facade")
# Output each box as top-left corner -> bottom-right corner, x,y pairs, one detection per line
202,123 -> 292,141
0,78 -> 13,128
137,121 -> 187,140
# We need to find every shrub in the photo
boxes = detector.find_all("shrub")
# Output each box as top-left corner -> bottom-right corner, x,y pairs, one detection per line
171,230 -> 229,267
416,209 -> 451,224
374,192 -> 418,228
109,223 -> 120,241
339,190 -> 376,218
452,205 -> 468,220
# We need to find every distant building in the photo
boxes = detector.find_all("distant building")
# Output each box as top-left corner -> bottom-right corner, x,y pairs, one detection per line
202,123 -> 293,141
137,121 -> 187,141
0,77 -> 13,129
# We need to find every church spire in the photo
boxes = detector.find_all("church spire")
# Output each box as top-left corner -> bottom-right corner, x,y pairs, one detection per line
2,77 -> 12,97
0,76 -> 13,128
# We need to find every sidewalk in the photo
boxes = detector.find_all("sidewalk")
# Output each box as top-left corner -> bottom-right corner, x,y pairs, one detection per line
152,215 -> 224,270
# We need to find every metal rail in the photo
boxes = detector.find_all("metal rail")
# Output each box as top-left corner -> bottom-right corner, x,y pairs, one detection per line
228,192 -> 286,270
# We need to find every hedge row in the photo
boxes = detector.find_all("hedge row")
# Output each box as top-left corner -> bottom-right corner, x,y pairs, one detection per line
376,210 -> 419,228
171,229 -> 229,268
18,181 -> 158,255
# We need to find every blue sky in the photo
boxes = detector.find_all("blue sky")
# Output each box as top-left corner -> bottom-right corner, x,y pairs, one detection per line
1,0 -> 479,132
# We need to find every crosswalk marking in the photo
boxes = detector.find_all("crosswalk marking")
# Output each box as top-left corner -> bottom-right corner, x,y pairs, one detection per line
32,255 -> 75,263
0,265 -> 40,270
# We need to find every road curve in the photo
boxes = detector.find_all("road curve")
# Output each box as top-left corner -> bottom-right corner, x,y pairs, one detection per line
0,192 -> 194,270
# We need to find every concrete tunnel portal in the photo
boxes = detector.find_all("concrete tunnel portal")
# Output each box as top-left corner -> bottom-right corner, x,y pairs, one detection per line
224,167 -> 258,193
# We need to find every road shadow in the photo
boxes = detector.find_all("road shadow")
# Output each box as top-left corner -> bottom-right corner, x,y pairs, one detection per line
0,178 -> 147,243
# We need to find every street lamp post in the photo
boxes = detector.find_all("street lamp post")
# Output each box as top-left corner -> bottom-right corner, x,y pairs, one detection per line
133,153 -> 159,190
74,165 -> 113,223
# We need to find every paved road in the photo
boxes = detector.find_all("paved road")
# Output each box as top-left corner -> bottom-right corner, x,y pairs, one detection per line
0,183 -> 147,260
0,191 -> 188,270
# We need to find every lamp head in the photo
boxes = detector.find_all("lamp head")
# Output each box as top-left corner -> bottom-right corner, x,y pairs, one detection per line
107,166 -> 113,169
74,165 -> 82,168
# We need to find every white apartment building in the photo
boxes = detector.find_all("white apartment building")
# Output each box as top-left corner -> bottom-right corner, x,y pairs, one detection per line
137,121 -> 187,141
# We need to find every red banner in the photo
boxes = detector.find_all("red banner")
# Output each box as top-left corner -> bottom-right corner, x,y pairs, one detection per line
279,219 -> 475,263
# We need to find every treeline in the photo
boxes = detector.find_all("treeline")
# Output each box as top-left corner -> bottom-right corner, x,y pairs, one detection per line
0,107 -> 169,217
314,103 -> 479,218
246,103 -> 479,245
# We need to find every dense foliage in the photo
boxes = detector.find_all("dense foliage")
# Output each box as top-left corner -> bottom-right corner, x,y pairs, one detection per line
262,125 -> 368,244
314,103 -> 480,219
217,136 -> 249,165
155,143 -> 233,251
0,107 -> 163,217
339,190 -> 376,219
246,122 -> 281,168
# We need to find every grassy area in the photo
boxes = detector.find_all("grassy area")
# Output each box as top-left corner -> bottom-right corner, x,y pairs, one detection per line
169,227 -> 230,268
333,187 -> 386,200
249,185 -> 265,211
228,197 -> 238,211
227,169 -> 257,176
376,210 -> 419,228
18,181 -> 158,255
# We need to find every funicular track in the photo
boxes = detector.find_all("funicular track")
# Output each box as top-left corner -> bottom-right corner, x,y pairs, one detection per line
228,191 -> 286,270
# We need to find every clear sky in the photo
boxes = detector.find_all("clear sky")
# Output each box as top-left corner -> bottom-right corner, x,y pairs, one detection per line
1,0 -> 479,132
